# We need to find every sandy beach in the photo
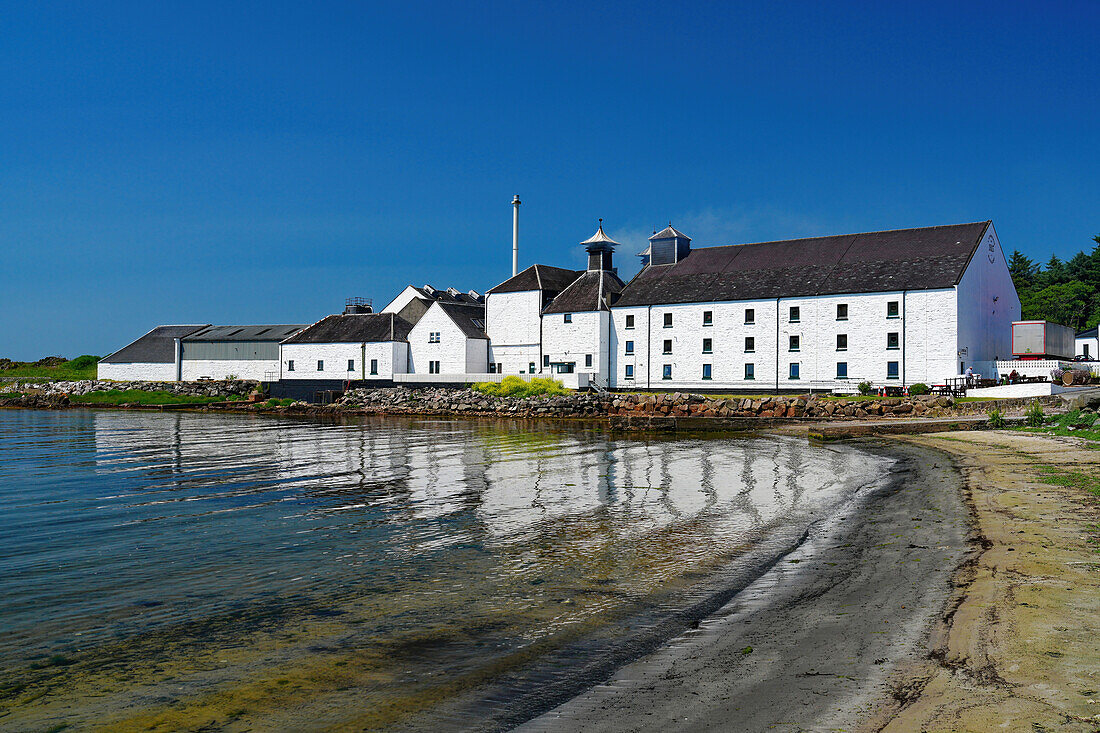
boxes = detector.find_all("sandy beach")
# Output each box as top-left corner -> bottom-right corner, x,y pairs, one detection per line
518,431 -> 1100,732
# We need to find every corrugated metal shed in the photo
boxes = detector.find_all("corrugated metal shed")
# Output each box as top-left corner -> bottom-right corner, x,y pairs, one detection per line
183,325 -> 304,342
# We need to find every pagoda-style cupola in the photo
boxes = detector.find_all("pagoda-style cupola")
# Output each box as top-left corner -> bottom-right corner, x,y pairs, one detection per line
647,224 -> 691,266
581,219 -> 619,272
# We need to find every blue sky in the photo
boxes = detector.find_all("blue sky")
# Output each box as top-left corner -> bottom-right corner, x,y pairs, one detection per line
2,1 -> 1097,359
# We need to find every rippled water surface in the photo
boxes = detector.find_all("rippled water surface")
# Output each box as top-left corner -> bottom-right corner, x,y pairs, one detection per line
0,409 -> 893,731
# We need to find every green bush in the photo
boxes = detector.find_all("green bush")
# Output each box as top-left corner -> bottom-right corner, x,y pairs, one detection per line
1025,400 -> 1046,427
65,355 -> 100,370
471,375 -> 567,398
987,408 -> 1006,429
71,390 -> 221,406
857,381 -> 874,396
909,383 -> 930,395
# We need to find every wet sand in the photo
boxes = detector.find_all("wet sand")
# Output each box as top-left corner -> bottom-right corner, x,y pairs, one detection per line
517,441 -> 972,732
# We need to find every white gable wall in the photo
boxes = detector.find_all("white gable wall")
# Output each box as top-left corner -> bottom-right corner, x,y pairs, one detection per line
486,290 -> 543,374
955,224 -> 1021,375
408,303 -> 487,374
542,310 -> 610,386
98,362 -> 179,381
380,286 -> 424,314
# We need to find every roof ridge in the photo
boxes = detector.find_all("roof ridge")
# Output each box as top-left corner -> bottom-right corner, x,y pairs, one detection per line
706,220 -> 991,251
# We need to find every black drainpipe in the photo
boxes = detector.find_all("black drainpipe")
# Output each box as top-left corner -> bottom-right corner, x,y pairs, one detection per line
775,298 -> 780,392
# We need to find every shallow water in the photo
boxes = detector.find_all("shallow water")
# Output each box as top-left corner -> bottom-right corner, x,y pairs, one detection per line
0,409 -> 893,731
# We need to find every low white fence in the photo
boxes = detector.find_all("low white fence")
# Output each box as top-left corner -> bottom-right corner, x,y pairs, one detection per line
393,372 -> 592,390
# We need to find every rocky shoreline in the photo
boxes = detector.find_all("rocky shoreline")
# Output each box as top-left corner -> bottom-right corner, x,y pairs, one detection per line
0,380 -> 1066,423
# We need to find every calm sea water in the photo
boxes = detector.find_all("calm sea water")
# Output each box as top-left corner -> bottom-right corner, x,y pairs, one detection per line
0,409 -> 893,731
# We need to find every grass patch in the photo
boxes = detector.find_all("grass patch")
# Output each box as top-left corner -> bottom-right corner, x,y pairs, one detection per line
264,398 -> 296,407
471,375 -> 568,398
1015,409 -> 1100,443
70,390 -> 222,406
1036,464 -> 1100,499
0,355 -> 99,382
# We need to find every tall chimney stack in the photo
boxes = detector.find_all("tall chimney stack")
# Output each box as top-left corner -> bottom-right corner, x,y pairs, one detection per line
512,194 -> 521,277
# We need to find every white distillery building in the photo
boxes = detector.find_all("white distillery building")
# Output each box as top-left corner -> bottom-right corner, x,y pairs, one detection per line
407,301 -> 489,375
1077,327 -> 1098,360
98,323 -> 304,381
279,312 -> 413,381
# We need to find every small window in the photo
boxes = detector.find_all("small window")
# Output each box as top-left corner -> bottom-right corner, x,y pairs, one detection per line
287,360 -> 295,372
662,364 -> 672,380
663,339 -> 673,354
585,354 -> 593,368
429,360 -> 441,374
496,363 -> 502,374
887,361 -> 899,379
429,331 -> 440,343
887,332 -> 899,350
625,340 -> 634,355
837,334 -> 847,351
663,313 -> 673,328
347,359 -> 355,372
529,362 -> 536,374
745,308 -> 755,324
317,360 -> 324,372
789,306 -> 800,323
564,313 -> 572,323
489,362 -> 496,373
625,314 -> 635,329
625,364 -> 635,380
370,359 -> 378,375
702,338 -> 712,354
543,355 -> 550,367
702,311 -> 713,326
745,336 -> 755,353
789,362 -> 800,380
887,301 -> 900,318
745,363 -> 755,380
702,363 -> 712,380
836,361 -> 848,379
789,335 -> 800,352
836,303 -> 848,321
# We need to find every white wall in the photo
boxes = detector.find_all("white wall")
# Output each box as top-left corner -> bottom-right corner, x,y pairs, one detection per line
955,223 -> 1021,375
181,359 -> 278,381
408,303 -> 487,374
1076,334 -> 1098,359
380,286 -> 422,314
542,310 -> 610,386
486,290 -> 543,374
97,362 -> 178,381
280,342 -> 408,380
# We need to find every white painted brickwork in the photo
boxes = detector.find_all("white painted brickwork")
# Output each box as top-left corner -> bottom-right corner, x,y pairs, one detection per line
408,303 -> 487,374
97,362 -> 178,381
486,291 -> 542,374
279,342 -> 408,381
955,224 -> 1021,375
181,360 -> 277,381
542,310 -> 611,387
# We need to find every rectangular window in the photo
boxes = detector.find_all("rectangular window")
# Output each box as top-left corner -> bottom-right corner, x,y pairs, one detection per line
625,340 -> 634,355
887,301 -> 900,318
887,332 -> 899,350
745,336 -> 755,353
489,362 -> 496,373
625,364 -> 635,379
625,314 -> 635,329
837,334 -> 847,351
317,360 -> 324,372
662,364 -> 672,380
287,360 -> 295,372
745,363 -> 755,380
663,313 -> 673,328
836,303 -> 848,320
370,359 -> 378,375
702,310 -> 713,326
789,362 -> 800,380
887,361 -> 899,379
564,313 -> 572,323
836,361 -> 848,379
702,363 -> 712,380
789,306 -> 800,323
429,361 -> 441,374
429,331 -> 440,343
347,359 -> 355,372
496,363 -> 502,374
745,308 -> 755,324
585,354 -> 593,367
529,362 -> 536,374
702,338 -> 712,354
663,339 -> 673,354
543,355 -> 550,367
789,335 -> 800,352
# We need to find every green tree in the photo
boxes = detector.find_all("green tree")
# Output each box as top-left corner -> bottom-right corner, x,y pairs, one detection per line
1008,250 -> 1038,289
1020,281 -> 1095,331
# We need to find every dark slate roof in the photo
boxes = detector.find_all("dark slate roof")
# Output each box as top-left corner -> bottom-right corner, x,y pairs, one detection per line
650,225 -> 691,241
1078,326 -> 1097,339
282,313 -> 413,344
436,302 -> 488,339
543,270 -> 626,313
100,325 -> 209,364
487,264 -> 583,294
411,285 -> 483,304
183,324 -> 305,342
616,221 -> 991,307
